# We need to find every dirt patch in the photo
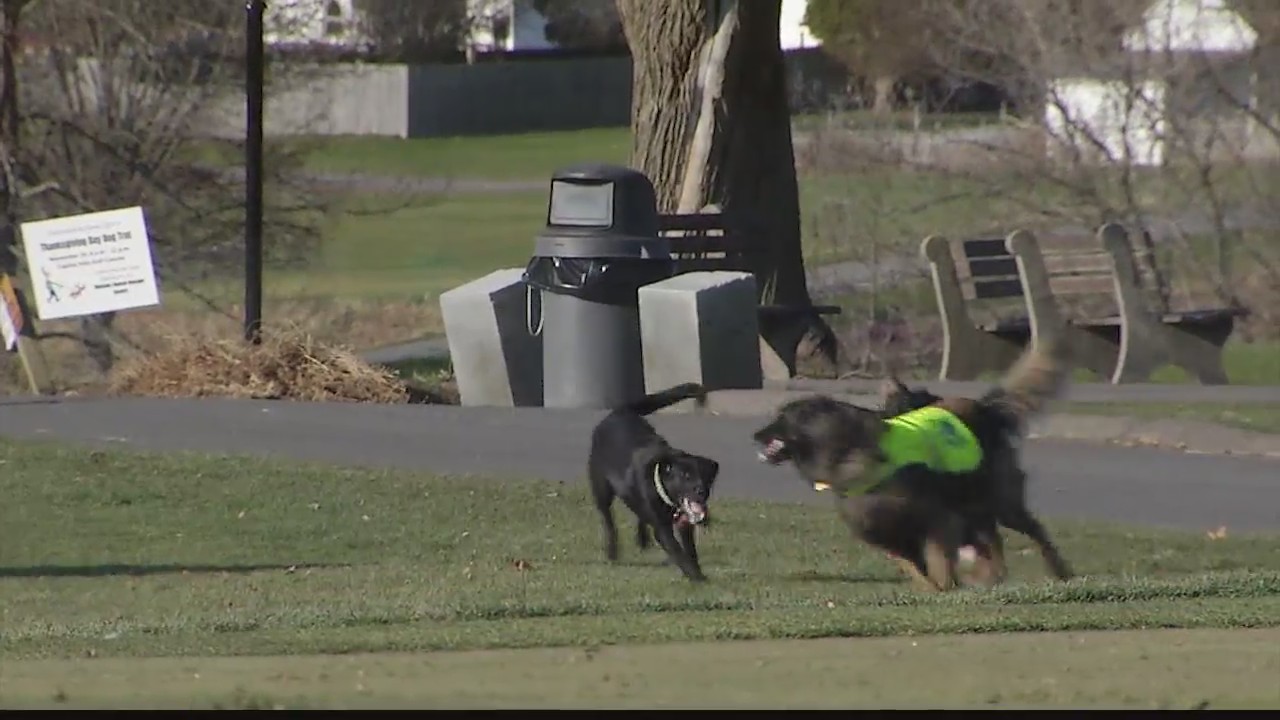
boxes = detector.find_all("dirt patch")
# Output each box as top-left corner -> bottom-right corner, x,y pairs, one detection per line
107,329 -> 413,404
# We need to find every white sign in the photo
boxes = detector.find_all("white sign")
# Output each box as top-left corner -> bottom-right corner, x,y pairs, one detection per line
0,275 -> 20,351
19,206 -> 161,320
0,309 -> 15,351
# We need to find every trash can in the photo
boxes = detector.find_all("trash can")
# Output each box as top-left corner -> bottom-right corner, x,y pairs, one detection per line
522,164 -> 675,409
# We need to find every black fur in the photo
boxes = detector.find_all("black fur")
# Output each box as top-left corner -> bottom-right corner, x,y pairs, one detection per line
588,383 -> 720,582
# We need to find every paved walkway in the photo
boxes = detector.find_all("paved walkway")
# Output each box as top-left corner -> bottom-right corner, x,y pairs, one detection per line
2,395 -> 1277,532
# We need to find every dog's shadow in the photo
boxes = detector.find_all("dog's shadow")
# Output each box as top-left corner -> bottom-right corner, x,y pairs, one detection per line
782,569 -> 891,585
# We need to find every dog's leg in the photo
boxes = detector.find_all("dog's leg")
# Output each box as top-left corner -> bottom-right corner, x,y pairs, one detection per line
994,467 -> 1072,581
676,522 -> 699,565
922,513 -> 964,591
968,526 -> 1007,588
1000,505 -> 1073,581
635,522 -> 652,551
593,483 -> 619,562
891,554 -> 941,592
652,522 -> 706,582
922,539 -> 957,591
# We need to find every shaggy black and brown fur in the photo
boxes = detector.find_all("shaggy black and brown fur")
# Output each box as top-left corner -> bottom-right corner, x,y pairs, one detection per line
752,342 -> 1073,591
877,373 -> 1075,586
589,383 -> 720,582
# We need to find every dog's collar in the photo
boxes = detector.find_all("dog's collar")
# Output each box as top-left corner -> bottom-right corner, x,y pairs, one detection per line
652,463 -> 677,508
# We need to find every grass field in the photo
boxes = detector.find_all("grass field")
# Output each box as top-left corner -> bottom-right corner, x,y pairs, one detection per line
201,129 -> 1279,387
5,629 -> 1277,709
1063,403 -> 1280,435
299,128 -> 631,181
2,437 -> 1279,708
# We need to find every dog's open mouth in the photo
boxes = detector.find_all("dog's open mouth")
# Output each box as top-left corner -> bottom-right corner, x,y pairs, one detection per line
679,498 -> 708,526
757,438 -> 787,464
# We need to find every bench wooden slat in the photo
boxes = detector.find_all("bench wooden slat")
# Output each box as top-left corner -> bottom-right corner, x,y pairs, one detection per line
658,213 -> 726,233
968,256 -> 1019,277
971,278 -> 1025,299
1036,234 -> 1093,252
960,238 -> 1009,258
1162,307 -> 1248,324
1047,274 -> 1116,296
668,235 -> 737,254
1042,253 -> 1114,274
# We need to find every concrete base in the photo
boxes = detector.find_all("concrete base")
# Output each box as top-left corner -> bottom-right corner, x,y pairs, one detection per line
439,268 -> 543,407
638,271 -> 763,408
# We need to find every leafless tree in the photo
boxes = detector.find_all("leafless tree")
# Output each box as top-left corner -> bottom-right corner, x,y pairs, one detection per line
354,0 -> 470,62
6,0 -> 333,374
807,0 -> 1280,361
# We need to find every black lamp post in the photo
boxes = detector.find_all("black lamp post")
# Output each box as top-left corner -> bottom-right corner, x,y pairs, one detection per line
244,0 -> 265,344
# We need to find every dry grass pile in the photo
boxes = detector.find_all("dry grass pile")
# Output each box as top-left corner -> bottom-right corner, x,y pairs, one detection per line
107,330 -> 411,403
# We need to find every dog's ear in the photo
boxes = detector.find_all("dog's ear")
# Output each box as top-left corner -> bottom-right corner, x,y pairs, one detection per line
879,376 -> 909,403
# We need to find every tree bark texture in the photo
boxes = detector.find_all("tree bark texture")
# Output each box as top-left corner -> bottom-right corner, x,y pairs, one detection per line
617,0 -> 834,373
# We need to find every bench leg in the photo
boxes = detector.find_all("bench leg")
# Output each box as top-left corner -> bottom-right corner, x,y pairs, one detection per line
1062,326 -> 1123,382
1164,320 -> 1235,385
1113,317 -> 1234,385
938,325 -> 1024,381
1111,320 -> 1167,384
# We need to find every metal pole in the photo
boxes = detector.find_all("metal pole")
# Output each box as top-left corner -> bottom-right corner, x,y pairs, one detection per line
244,0 -> 265,344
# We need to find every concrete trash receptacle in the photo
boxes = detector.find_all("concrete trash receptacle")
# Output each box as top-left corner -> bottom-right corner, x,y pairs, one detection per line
440,268 -> 543,407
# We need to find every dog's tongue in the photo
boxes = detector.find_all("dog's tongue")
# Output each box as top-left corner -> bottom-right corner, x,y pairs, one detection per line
681,499 -> 707,525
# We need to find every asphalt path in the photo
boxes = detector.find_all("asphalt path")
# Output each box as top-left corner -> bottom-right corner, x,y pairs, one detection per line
2,396 -> 1276,533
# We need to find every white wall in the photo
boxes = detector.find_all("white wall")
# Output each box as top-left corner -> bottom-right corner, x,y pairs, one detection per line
1122,0 -> 1257,53
1045,78 -> 1168,166
780,0 -> 821,50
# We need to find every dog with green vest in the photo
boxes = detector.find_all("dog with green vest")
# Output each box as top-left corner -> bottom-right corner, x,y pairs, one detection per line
752,340 -> 1073,592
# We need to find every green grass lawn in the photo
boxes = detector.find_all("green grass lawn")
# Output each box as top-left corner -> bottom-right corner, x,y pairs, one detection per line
182,128 -> 1280,389
276,191 -> 546,299
3,437 -> 1278,664
302,128 -> 632,182
289,113 -> 1003,181
5,628 -> 1276,709
1061,403 -> 1280,435
3,437 -> 1278,708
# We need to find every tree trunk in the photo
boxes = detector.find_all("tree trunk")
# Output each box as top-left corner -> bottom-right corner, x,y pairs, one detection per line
617,0 -> 835,375
872,75 -> 895,115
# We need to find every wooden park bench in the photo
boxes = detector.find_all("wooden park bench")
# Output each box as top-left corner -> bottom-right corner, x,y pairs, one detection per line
921,223 -> 1247,384
657,208 -> 842,378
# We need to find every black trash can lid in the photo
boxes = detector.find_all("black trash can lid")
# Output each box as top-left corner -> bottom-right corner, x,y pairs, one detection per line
536,163 -> 670,259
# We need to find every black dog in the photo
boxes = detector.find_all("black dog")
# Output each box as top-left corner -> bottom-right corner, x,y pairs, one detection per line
588,383 -> 720,582
752,342 -> 1072,590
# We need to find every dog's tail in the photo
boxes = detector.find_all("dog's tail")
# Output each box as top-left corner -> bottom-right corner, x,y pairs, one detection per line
621,382 -> 707,416
979,338 -> 1071,430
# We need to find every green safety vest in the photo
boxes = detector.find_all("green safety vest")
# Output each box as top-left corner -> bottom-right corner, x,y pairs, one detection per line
841,406 -> 984,497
